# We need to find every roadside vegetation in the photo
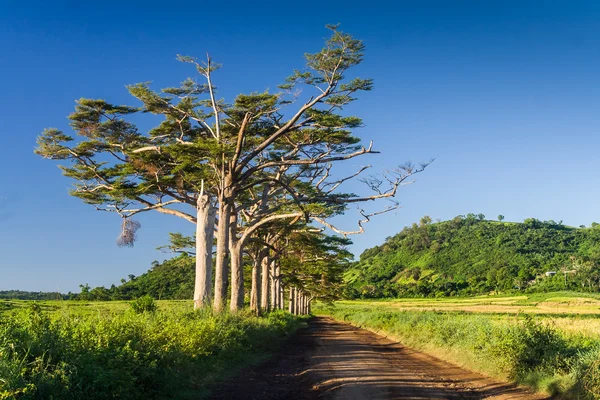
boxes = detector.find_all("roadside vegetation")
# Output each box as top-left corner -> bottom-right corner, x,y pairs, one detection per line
316,293 -> 600,398
0,301 -> 305,399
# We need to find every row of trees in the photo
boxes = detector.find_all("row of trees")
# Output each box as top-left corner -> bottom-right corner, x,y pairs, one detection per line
36,27 -> 424,311
0,291 -> 67,301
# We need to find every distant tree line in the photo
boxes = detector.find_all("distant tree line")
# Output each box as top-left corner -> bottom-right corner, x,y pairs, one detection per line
73,254 -> 195,301
0,290 -> 71,301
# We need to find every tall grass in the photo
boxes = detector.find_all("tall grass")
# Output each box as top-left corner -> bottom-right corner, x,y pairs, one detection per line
317,303 -> 600,398
0,304 -> 304,399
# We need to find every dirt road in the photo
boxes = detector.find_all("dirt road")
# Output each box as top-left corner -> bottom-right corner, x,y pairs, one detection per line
210,317 -> 549,400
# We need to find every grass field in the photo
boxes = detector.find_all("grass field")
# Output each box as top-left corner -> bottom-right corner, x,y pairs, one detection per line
337,291 -> 600,314
0,298 -> 191,316
0,299 -> 305,400
315,291 -> 600,399
330,291 -> 600,339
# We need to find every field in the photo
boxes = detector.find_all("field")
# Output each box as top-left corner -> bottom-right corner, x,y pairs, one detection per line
329,291 -> 600,337
0,298 -> 191,316
0,299 -> 305,400
341,292 -> 600,314
4,293 -> 600,399
315,291 -> 600,398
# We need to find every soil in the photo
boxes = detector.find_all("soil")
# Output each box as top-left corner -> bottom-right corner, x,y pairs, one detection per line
209,317 -> 550,400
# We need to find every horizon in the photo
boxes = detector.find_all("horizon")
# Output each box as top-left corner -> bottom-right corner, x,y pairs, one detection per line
2,1 -> 600,292
1,213 -> 595,294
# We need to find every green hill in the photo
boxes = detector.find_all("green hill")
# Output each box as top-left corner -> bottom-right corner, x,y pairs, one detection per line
78,254 -> 195,301
345,214 -> 600,298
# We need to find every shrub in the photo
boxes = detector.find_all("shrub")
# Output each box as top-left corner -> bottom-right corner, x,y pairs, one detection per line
0,304 -> 304,399
130,295 -> 157,314
487,315 -> 571,380
569,346 -> 600,399
318,303 -> 596,398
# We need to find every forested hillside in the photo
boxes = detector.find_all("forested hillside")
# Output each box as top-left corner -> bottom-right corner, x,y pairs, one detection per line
0,257 -> 193,301
345,215 -> 600,298
76,255 -> 195,301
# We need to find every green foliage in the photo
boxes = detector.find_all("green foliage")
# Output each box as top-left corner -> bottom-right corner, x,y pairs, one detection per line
568,346 -> 600,399
280,230 -> 353,303
487,315 -> 572,380
346,215 -> 600,298
0,291 -> 69,301
35,26 -> 378,240
0,303 -> 304,399
317,303 -> 599,397
130,295 -> 157,314
77,254 -> 195,301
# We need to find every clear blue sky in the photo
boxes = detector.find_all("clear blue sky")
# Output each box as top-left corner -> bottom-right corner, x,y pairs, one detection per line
1,1 -> 599,292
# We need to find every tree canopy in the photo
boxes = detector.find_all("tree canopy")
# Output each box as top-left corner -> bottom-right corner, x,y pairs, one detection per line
36,26 -> 425,311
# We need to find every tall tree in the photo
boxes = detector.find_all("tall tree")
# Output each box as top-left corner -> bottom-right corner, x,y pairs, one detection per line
35,97 -> 218,308
36,26 -> 426,311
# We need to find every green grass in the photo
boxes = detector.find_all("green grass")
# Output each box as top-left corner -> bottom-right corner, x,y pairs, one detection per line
0,300 -> 305,399
0,299 -> 193,316
333,291 -> 600,317
316,294 -> 600,399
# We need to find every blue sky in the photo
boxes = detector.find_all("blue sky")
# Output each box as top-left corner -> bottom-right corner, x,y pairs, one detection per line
1,1 -> 599,292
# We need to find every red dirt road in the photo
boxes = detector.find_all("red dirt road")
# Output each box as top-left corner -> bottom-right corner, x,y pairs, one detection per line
210,317 -> 549,400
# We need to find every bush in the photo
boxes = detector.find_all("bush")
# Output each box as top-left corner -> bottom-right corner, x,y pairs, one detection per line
569,347 -> 600,399
318,304 -> 596,397
0,304 -> 304,399
487,315 -> 571,380
130,295 -> 157,313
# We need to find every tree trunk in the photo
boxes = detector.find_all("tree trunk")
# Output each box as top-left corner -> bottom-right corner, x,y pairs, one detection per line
213,200 -> 230,311
279,282 -> 284,310
193,194 -> 216,309
229,241 -> 244,312
288,287 -> 295,314
294,289 -> 300,315
260,252 -> 270,312
270,260 -> 276,310
250,255 -> 260,314
275,263 -> 282,309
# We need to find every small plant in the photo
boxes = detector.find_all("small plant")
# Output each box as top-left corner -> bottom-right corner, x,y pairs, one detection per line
569,347 -> 600,399
130,295 -> 157,314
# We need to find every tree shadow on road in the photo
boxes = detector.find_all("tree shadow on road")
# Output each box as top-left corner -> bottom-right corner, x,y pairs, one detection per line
210,317 -> 550,400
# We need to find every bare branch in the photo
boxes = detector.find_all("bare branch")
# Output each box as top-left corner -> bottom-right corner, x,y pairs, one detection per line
235,83 -> 336,174
239,213 -> 303,245
240,141 -> 377,183
205,55 -> 221,140
231,112 -> 250,168
312,203 -> 400,237
323,165 -> 371,193
131,146 -> 161,154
